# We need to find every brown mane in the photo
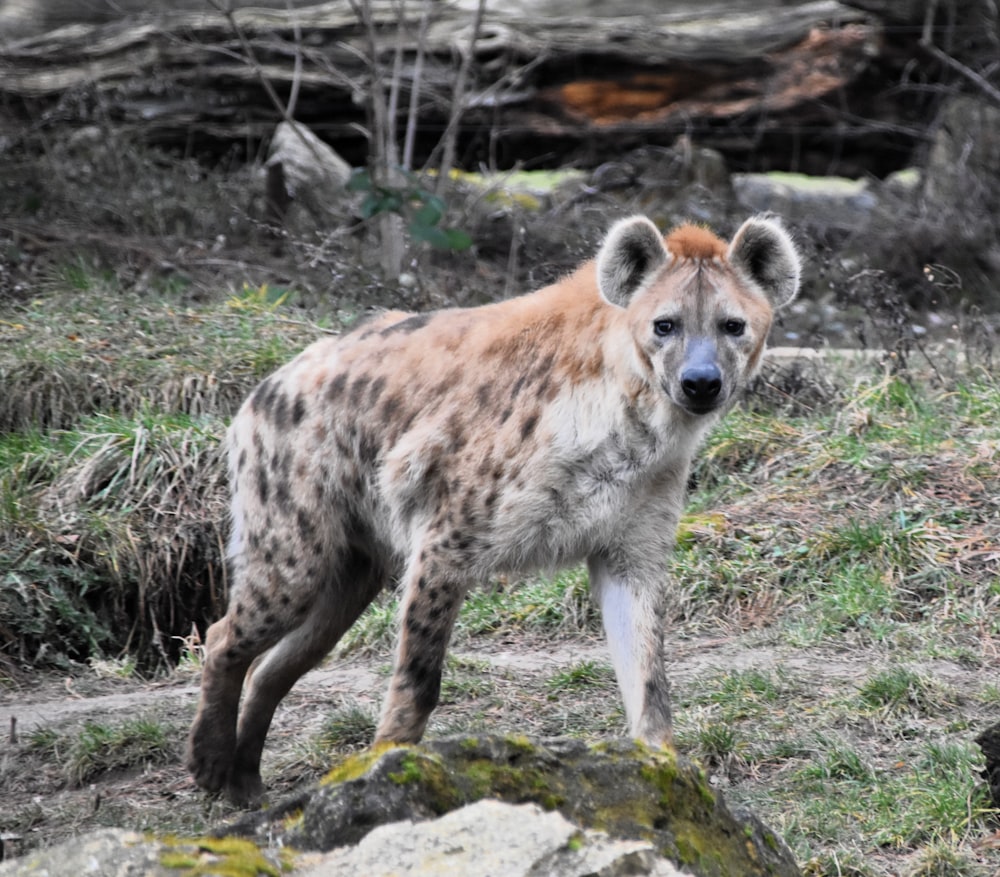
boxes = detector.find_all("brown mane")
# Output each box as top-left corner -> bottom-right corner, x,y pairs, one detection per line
665,224 -> 727,260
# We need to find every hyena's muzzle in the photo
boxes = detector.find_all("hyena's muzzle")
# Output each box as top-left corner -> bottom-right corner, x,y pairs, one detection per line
678,337 -> 724,414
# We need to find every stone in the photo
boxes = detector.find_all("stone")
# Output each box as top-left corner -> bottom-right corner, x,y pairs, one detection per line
301,799 -> 685,877
225,735 -> 800,877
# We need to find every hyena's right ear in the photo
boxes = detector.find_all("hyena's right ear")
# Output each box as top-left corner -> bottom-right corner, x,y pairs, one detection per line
597,216 -> 670,308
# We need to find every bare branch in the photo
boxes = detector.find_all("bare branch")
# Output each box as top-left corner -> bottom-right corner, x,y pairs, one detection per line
920,38 -> 1000,106
435,0 -> 486,195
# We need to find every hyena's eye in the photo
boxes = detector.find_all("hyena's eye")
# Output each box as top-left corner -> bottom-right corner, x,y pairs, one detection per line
722,319 -> 746,337
653,319 -> 676,337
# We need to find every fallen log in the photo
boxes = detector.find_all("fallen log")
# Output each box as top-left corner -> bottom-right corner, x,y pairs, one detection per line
0,1 -> 927,175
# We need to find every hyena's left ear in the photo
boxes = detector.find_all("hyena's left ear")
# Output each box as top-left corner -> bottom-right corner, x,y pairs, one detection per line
597,216 -> 670,308
728,217 -> 801,309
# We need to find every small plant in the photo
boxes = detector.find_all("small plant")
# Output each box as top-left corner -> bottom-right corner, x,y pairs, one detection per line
348,169 -> 472,252
546,660 -> 615,693
66,716 -> 175,785
88,655 -> 138,680
314,703 -> 378,751
227,282 -> 293,313
858,667 -> 946,715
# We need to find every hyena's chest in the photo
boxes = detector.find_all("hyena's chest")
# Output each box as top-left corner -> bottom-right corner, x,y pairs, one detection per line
372,392 -> 685,572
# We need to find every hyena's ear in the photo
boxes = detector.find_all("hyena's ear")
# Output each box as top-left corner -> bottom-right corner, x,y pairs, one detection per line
728,216 -> 801,309
597,216 -> 670,308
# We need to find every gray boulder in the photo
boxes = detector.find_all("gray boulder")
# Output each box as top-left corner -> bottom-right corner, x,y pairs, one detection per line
228,735 -> 800,877
302,799 -> 685,877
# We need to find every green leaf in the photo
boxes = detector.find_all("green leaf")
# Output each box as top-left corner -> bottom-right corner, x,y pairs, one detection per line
408,223 -> 452,248
441,228 -> 473,251
346,168 -> 374,193
412,198 -> 444,228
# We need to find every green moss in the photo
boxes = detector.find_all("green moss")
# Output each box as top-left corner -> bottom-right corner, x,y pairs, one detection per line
320,742 -> 408,786
159,836 -> 291,876
388,751 -> 424,785
456,756 -> 565,809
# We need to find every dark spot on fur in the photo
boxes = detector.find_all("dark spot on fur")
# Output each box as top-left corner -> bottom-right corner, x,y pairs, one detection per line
234,624 -> 244,639
520,412 -> 539,440
358,430 -> 379,466
264,613 -> 277,626
499,407 -> 512,425
511,375 -> 527,399
418,576 -> 427,591
381,394 -> 404,425
368,376 -> 387,407
349,375 -> 371,408
256,465 -> 270,503
285,554 -> 297,568
535,352 -> 556,379
446,413 -> 467,453
237,449 -> 247,473
264,550 -> 274,564
327,372 -> 348,402
280,594 -> 291,606
476,382 -> 492,408
272,393 -> 289,430
251,378 -> 274,416
380,314 -> 430,336
437,368 -> 462,395
235,603 -> 245,616
291,394 -> 307,426
274,477 -> 292,512
297,509 -> 317,541
405,656 -> 443,714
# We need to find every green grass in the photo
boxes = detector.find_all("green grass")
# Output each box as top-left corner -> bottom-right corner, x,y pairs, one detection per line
3,268 -> 1000,875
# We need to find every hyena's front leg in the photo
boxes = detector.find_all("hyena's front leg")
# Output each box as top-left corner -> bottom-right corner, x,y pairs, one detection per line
375,554 -> 466,744
588,553 -> 673,747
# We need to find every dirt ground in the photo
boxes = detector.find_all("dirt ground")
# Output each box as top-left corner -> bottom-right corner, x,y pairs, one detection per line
1,625 -> 996,874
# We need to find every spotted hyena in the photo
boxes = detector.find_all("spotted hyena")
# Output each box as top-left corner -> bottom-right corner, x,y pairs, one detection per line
186,214 -> 801,806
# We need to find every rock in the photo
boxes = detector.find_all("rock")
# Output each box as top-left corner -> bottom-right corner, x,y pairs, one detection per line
265,120 -> 352,230
302,799 -> 685,877
0,829 -> 289,877
227,735 -> 801,877
732,172 -> 878,232
0,736 -> 799,877
0,829 -> 173,876
975,721 -> 1000,808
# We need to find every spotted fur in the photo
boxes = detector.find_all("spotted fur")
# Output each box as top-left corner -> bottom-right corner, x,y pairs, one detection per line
186,215 -> 801,806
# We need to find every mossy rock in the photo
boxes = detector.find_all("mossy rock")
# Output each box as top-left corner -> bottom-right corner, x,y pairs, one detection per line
225,735 -> 799,877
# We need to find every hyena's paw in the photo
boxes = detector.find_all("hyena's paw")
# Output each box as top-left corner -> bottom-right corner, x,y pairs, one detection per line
185,722 -> 235,795
225,767 -> 266,809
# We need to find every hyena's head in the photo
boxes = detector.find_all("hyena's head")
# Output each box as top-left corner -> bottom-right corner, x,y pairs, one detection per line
597,215 -> 801,417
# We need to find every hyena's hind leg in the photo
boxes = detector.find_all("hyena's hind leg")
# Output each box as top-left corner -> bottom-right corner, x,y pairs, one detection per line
185,556 -> 289,801
225,547 -> 388,806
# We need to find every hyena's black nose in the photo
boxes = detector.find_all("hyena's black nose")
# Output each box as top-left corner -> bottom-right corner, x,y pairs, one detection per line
681,364 -> 722,402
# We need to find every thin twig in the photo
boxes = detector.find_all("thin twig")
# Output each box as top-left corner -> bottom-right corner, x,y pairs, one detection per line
435,0 -> 487,195
919,39 -> 1000,107
403,0 -> 432,171
205,0 -> 327,165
